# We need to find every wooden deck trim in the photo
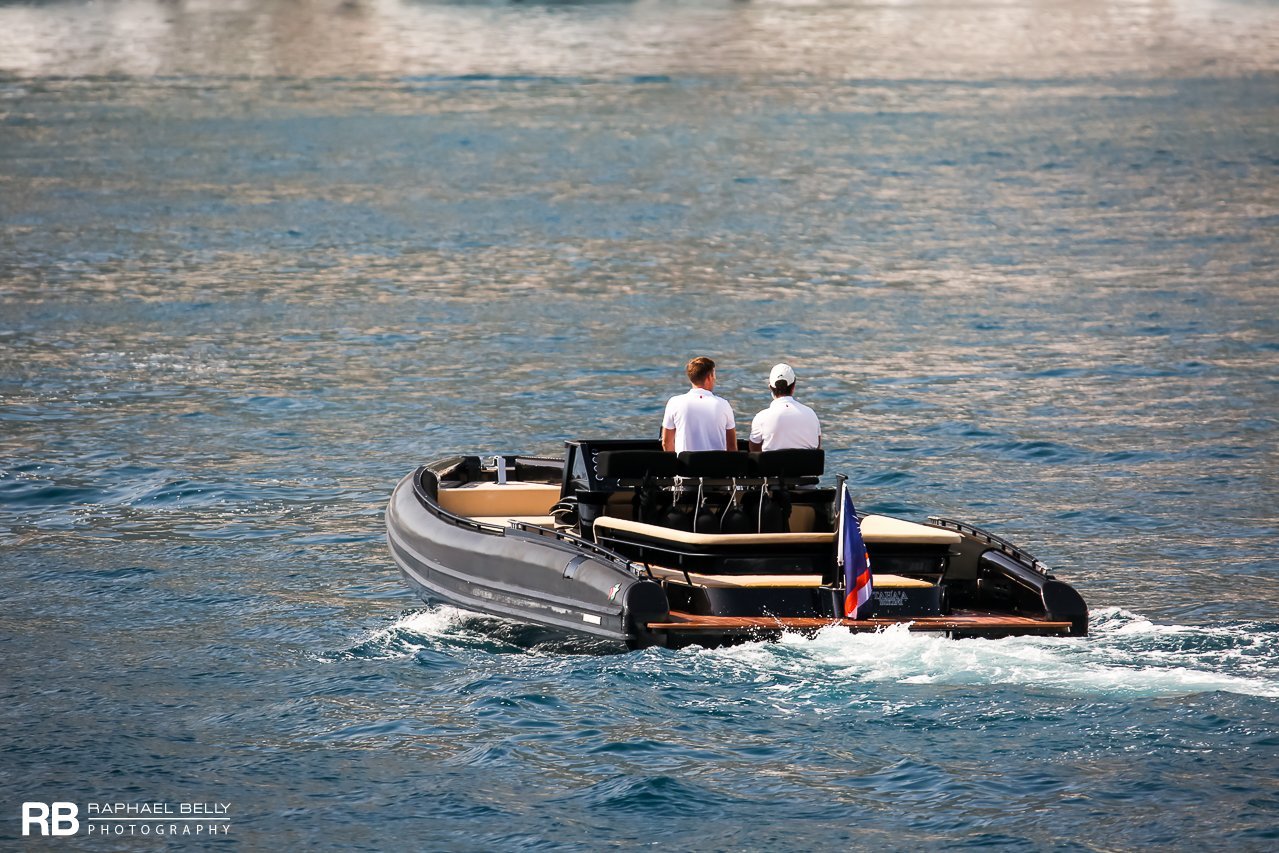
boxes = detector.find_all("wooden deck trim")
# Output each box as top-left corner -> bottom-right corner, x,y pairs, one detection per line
647,611 -> 1074,634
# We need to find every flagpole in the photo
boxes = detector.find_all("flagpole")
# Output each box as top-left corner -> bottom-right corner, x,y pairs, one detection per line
838,480 -> 874,621
836,477 -> 845,572
833,473 -> 847,617
833,473 -> 847,581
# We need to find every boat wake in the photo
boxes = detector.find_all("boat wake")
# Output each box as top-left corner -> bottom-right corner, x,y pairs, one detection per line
330,606 -> 1279,700
331,608 -> 479,660
711,606 -> 1279,700
328,606 -> 620,660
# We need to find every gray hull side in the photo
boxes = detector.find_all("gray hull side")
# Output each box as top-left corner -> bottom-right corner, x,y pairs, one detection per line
385,474 -> 664,643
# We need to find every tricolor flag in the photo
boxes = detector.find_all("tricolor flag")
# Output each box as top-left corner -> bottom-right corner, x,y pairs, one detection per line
837,483 -> 873,619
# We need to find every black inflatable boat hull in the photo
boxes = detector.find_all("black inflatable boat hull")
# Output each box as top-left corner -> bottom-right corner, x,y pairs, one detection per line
386,472 -> 669,647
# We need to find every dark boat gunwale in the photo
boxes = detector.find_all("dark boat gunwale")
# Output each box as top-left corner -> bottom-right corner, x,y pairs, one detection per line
409,461 -> 641,573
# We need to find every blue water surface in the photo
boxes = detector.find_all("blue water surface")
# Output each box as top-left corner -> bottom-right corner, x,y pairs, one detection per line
2,0 -> 1278,849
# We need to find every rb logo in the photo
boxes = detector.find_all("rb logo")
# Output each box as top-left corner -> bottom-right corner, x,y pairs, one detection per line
22,802 -> 80,836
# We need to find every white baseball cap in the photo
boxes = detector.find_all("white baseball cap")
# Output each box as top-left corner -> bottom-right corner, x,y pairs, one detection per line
769,363 -> 796,386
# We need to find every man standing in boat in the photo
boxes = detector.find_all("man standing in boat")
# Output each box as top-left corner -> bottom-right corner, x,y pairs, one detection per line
748,363 -> 822,451
661,356 -> 737,453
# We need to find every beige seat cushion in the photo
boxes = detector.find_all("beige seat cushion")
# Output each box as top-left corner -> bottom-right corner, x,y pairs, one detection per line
861,515 -> 962,545
437,482 -> 562,518
592,514 -> 960,547
594,515 -> 833,546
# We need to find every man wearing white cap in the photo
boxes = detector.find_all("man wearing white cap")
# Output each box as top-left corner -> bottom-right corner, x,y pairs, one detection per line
748,363 -> 822,452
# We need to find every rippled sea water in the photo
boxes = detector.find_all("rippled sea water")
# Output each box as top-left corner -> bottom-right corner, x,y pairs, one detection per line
3,0 -> 1278,849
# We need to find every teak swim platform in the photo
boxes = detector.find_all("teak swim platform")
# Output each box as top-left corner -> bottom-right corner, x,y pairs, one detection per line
385,439 -> 1088,649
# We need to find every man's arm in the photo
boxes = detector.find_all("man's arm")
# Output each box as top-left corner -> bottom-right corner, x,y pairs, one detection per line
662,427 -> 677,452
748,440 -> 762,452
723,399 -> 737,451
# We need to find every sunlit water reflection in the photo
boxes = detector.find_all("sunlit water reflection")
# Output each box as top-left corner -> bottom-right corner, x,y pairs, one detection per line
2,0 -> 1278,848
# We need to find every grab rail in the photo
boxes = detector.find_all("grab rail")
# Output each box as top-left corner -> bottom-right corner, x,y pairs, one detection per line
591,530 -> 832,575
926,516 -> 1052,577
505,522 -> 641,572
410,466 -> 647,576
411,466 -> 506,534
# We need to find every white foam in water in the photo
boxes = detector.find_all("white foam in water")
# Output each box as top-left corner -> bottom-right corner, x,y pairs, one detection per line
390,607 -> 475,639
338,605 -> 1279,699
709,610 -> 1279,700
332,606 -> 478,660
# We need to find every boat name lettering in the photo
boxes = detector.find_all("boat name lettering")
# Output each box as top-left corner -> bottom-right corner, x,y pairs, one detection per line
874,590 -> 909,607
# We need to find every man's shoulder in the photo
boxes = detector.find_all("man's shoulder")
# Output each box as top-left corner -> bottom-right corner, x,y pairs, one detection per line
798,400 -> 821,430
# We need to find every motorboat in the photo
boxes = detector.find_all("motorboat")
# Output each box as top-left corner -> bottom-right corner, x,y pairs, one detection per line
385,439 -> 1088,649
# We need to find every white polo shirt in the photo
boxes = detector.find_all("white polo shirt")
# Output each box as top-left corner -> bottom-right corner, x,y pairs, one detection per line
749,396 -> 821,452
662,387 -> 735,453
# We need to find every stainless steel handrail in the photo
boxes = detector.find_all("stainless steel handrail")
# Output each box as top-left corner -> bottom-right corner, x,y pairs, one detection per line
926,516 -> 1053,577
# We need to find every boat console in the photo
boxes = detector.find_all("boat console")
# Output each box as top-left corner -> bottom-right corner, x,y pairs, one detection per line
550,439 -> 963,619
562,439 -> 832,537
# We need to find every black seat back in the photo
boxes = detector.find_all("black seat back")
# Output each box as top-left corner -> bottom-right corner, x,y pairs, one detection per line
596,450 -> 682,480
677,450 -> 751,479
751,448 -> 825,478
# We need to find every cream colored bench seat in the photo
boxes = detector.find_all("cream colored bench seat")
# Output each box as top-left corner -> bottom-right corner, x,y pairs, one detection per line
592,515 -> 961,547
860,515 -> 962,545
436,482 -> 562,518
